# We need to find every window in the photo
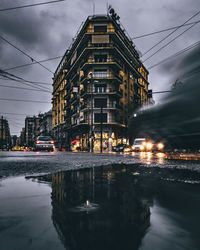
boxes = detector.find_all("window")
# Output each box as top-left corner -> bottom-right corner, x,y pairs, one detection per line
94,54 -> 107,62
95,84 -> 107,93
94,113 -> 107,123
94,98 -> 107,108
94,25 -> 107,32
93,68 -> 108,78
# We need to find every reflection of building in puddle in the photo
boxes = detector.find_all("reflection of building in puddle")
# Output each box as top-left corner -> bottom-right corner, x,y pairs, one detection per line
50,165 -> 150,250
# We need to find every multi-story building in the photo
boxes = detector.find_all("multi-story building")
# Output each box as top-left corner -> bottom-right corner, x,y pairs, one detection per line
0,116 -> 11,149
19,127 -> 25,147
25,116 -> 40,147
52,12 -> 152,151
39,110 -> 53,137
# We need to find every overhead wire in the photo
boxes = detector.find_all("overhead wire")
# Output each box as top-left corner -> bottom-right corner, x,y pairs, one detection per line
0,69 -> 52,92
142,9 -> 200,57
143,22 -> 200,63
0,35 -> 54,74
132,20 -> 200,40
0,84 -> 51,93
4,56 -> 62,71
0,97 -> 51,104
0,0 -> 66,12
148,40 -> 200,70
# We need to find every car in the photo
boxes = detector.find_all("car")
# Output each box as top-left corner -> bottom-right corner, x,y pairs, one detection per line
132,138 -> 147,151
132,138 -> 165,152
34,136 -> 55,151
113,144 -> 130,152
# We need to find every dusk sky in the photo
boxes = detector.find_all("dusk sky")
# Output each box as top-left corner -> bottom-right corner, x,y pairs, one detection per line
1,0 -> 200,135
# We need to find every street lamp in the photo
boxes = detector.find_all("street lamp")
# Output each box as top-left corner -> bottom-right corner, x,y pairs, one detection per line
89,72 -> 94,152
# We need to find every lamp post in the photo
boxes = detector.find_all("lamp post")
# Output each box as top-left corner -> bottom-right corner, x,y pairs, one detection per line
89,72 -> 94,152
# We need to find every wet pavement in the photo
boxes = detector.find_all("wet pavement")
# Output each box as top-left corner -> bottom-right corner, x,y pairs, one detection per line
0,152 -> 200,249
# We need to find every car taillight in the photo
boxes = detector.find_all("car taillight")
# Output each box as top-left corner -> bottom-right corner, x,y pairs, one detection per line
36,141 -> 40,144
51,140 -> 54,144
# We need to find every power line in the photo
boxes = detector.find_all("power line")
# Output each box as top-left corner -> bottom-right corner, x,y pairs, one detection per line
132,20 -> 200,39
142,9 -> 200,57
0,0 -> 66,12
143,21 -> 199,63
4,56 -> 62,71
0,112 -> 28,116
0,69 -> 52,92
0,76 -> 52,86
0,84 -> 51,93
0,75 -> 51,93
0,97 -> 51,104
148,40 -> 200,70
152,90 -> 172,94
0,35 -> 54,74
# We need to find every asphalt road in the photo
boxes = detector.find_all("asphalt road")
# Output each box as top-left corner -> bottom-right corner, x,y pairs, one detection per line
1,151 -> 200,178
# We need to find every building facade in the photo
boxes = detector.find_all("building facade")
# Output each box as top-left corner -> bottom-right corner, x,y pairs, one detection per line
39,110 -> 53,137
25,116 -> 40,147
0,116 -> 11,149
52,13 -> 152,151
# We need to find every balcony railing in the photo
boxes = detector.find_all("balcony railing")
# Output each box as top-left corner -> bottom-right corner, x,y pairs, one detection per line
80,103 -> 122,110
86,28 -> 115,33
80,87 -> 122,96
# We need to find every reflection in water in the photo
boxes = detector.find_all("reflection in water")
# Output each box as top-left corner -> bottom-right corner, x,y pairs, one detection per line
51,165 -> 150,250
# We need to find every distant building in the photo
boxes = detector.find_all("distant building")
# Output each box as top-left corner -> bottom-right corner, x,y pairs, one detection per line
39,110 -> 53,136
11,135 -> 18,147
0,116 -> 11,149
25,116 -> 40,147
52,12 -> 152,151
19,127 -> 25,147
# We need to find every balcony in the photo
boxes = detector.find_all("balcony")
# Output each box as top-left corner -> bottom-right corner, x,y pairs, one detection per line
80,87 -> 122,97
80,72 -> 123,84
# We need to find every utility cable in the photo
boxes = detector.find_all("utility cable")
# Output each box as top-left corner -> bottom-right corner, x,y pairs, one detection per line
0,84 -> 51,93
142,9 -> 200,57
132,20 -> 200,39
148,40 -> 200,70
143,22 -> 199,63
0,97 -> 51,104
0,112 -> 29,116
0,69 -> 52,92
4,56 -> 62,71
0,35 -> 54,74
0,0 -> 66,12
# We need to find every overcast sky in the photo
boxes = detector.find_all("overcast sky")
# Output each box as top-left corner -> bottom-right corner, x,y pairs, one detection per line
1,0 -> 200,136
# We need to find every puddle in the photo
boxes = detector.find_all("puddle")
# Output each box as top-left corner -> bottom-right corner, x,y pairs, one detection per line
0,164 -> 200,250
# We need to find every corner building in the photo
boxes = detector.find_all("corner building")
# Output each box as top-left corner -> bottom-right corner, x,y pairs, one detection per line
52,14 -> 152,151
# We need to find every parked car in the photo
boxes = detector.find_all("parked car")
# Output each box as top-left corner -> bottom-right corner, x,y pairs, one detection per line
113,144 -> 130,152
34,136 -> 54,151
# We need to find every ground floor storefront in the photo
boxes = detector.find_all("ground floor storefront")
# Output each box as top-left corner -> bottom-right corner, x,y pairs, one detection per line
66,124 -> 129,152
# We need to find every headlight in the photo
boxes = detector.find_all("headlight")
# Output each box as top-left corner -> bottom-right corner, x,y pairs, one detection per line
140,145 -> 144,151
157,143 -> 164,150
146,142 -> 153,150
132,146 -> 135,150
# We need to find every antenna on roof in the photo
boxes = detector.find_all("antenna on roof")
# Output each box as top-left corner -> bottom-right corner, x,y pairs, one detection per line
93,3 -> 95,15
106,3 -> 109,15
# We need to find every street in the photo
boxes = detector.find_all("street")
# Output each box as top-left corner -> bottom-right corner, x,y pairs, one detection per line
0,151 -> 200,250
